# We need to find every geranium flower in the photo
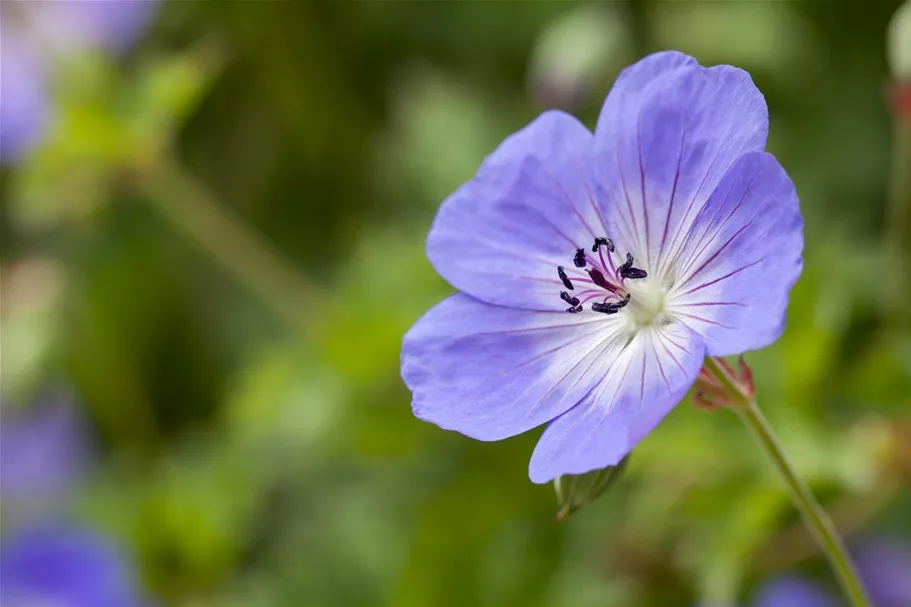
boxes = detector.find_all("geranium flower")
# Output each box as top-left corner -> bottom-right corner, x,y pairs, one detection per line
401,51 -> 803,482
726,540 -> 911,607
852,537 -> 911,607
0,398 -> 88,505
751,576 -> 840,607
0,524 -> 147,607
0,0 -> 159,162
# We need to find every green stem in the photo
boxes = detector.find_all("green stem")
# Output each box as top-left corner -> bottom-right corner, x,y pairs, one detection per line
705,358 -> 871,607
135,159 -> 323,336
886,113 -> 911,329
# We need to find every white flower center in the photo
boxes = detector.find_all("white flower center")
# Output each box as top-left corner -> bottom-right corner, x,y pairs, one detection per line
623,278 -> 671,328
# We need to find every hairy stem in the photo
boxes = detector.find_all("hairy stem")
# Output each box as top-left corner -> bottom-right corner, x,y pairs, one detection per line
735,399 -> 872,607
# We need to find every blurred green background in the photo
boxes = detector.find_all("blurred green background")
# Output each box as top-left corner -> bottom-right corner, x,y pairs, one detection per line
1,1 -> 910,606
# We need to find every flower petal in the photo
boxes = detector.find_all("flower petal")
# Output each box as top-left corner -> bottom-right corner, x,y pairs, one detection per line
667,152 -> 803,355
593,54 -> 768,278
528,322 -> 704,483
594,50 -> 697,137
427,111 -> 607,311
402,294 -> 629,441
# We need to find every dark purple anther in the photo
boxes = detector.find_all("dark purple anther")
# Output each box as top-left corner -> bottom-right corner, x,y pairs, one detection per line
591,301 -> 621,314
621,267 -> 648,280
592,237 -> 614,253
591,294 -> 630,315
573,248 -> 586,268
557,266 -> 574,290
617,252 -> 634,275
560,291 -> 581,306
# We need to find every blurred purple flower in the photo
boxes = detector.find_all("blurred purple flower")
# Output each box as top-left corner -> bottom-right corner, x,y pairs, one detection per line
753,576 -> 839,607
0,0 -> 159,162
741,538 -> 911,607
0,524 -> 146,607
0,400 -> 88,503
853,537 -> 911,607
401,51 -> 803,482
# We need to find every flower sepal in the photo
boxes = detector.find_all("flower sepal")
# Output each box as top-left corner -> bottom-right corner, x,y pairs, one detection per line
693,356 -> 755,411
554,456 -> 630,521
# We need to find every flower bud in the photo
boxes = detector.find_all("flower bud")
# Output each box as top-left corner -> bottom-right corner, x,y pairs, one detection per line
528,6 -> 631,109
888,0 -> 911,81
554,456 -> 629,520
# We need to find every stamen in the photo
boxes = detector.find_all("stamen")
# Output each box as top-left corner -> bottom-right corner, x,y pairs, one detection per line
573,248 -> 586,268
617,252 -> 634,276
621,266 -> 648,280
591,301 -> 619,314
554,241 -> 644,315
576,291 -> 611,306
557,266 -> 574,290
560,291 -> 581,306
591,294 -> 630,315
592,237 -> 615,253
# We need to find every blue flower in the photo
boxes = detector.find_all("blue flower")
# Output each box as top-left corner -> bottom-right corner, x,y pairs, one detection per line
0,0 -> 159,162
852,537 -> 911,607
752,576 -> 839,607
0,399 -> 88,505
0,524 -> 147,607
401,51 -> 803,482
751,538 -> 911,607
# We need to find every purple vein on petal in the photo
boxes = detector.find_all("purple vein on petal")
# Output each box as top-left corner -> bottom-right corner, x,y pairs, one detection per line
514,276 -> 563,285
675,164 -> 760,279
591,344 -> 637,426
676,301 -> 747,308
659,116 -> 736,271
658,334 -> 687,375
677,256 -> 767,298
561,344 -> 636,451
652,335 -> 672,394
674,311 -> 734,329
673,169 -> 744,275
577,163 -> 611,239
451,237 -> 559,268
636,109 -> 650,269
543,163 -> 598,242
458,317 -> 608,339
662,332 -> 694,356
639,336 -> 649,406
605,186 -> 638,250
677,182 -> 777,291
615,149 -> 643,256
526,324 -> 626,415
656,127 -> 687,276
497,329 -> 607,377
522,203 -> 582,250
678,221 -> 753,288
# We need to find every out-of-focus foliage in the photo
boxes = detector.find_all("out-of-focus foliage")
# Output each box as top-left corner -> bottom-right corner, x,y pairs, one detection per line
1,1 -> 909,606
